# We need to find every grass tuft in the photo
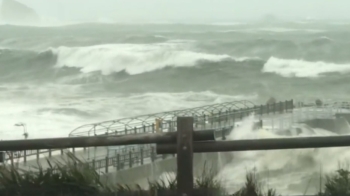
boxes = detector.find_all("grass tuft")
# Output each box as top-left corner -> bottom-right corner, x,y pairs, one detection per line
2,152 -> 350,196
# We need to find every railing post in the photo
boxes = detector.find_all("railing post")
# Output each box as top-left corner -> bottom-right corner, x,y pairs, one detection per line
151,146 -> 155,162
72,147 -> 75,154
225,110 -> 229,123
36,149 -> 39,160
134,127 -> 137,134
152,123 -> 155,133
280,101 -> 283,113
10,151 -> 14,167
23,150 -> 27,163
143,125 -> 146,133
125,127 -> 128,135
92,159 -> 95,169
176,117 -> 194,196
129,151 -> 132,168
49,149 -> 52,158
221,128 -> 226,140
60,149 -> 63,155
117,154 -> 120,170
105,157 -> 109,173
140,148 -> 143,165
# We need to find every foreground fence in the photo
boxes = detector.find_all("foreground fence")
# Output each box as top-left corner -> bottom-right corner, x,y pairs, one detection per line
2,114 -> 350,195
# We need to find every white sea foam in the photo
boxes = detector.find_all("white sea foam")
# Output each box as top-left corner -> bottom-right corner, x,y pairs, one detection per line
0,86 -> 255,139
216,114 -> 350,195
51,43 -> 236,75
262,57 -> 350,78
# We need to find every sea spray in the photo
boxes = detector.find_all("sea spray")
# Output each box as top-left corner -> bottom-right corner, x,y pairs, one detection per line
216,114 -> 350,195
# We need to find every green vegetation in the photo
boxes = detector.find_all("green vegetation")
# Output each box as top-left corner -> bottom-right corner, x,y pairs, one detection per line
0,153 -> 349,196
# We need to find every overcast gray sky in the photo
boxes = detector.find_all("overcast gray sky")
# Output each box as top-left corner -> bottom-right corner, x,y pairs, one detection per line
13,0 -> 350,23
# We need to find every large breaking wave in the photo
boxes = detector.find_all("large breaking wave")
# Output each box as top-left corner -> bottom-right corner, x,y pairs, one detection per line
1,38 -> 350,85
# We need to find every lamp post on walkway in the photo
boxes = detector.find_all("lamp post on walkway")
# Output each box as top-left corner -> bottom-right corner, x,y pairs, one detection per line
14,123 -> 28,139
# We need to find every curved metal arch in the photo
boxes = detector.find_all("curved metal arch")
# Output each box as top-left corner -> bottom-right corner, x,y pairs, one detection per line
69,99 -> 257,137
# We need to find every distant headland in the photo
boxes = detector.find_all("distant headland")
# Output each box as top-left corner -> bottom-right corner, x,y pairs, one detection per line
0,0 -> 40,25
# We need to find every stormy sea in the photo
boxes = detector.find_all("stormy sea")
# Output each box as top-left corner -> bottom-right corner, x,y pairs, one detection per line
1,21 -> 350,194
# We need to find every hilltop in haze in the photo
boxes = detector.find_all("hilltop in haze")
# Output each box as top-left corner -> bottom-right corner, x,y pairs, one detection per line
0,0 -> 40,25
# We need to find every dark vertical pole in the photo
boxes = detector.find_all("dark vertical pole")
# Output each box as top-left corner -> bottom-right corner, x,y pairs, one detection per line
117,154 -> 120,170
92,159 -> 95,169
23,150 -> 27,163
72,147 -> 75,154
221,128 -> 226,140
129,151 -> 132,168
140,148 -> 144,165
36,149 -> 39,160
60,149 -> 63,155
105,157 -> 109,173
10,151 -> 14,167
177,117 -> 194,196
280,102 -> 283,113
143,125 -> 146,133
49,149 -> 52,158
151,146 -> 155,162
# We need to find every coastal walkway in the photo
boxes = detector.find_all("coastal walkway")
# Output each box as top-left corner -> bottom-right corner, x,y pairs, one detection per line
6,99 -> 350,175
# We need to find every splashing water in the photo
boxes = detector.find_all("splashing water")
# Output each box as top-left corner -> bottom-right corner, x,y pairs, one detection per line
216,114 -> 350,195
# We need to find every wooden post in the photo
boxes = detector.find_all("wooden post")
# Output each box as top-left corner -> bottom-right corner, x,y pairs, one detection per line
36,149 -> 39,160
176,117 -> 194,196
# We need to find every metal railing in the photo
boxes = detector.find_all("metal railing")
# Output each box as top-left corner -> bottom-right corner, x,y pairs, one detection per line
11,100 -> 295,172
8,99 -> 260,163
11,99 -> 348,173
